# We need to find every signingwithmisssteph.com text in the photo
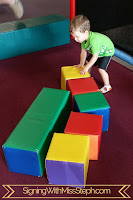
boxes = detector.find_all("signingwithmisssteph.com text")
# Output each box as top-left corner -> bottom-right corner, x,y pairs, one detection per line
2,184 -> 131,199
23,186 -> 111,196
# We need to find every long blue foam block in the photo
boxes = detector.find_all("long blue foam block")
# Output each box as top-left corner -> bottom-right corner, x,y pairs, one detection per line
0,14 -> 70,60
114,48 -> 133,65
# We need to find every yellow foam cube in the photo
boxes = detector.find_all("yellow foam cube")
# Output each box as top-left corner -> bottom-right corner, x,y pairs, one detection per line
46,133 -> 90,187
61,66 -> 90,90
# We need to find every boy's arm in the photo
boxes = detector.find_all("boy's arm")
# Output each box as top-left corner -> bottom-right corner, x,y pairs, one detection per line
74,49 -> 87,69
80,53 -> 99,75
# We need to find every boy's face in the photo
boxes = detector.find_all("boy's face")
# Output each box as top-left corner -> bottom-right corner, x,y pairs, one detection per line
71,29 -> 89,43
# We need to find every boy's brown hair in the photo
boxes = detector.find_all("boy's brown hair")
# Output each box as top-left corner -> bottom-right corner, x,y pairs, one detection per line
69,14 -> 90,33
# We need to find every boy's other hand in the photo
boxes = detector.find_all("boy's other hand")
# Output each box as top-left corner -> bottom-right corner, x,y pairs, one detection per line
80,66 -> 88,75
74,64 -> 83,69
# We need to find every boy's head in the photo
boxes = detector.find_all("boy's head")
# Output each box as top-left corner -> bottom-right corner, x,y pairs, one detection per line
69,15 -> 90,43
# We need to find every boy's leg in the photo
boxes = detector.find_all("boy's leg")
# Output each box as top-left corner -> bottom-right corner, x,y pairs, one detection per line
10,0 -> 24,19
0,0 -> 24,19
98,68 -> 111,85
98,56 -> 112,93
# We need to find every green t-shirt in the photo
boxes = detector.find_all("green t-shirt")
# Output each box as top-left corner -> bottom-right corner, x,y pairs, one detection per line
81,31 -> 115,57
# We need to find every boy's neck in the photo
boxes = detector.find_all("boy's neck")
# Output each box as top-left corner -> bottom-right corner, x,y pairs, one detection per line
85,31 -> 90,42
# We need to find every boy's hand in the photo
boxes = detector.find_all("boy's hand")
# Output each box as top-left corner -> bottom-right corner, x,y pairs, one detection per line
74,64 -> 83,69
80,66 -> 88,75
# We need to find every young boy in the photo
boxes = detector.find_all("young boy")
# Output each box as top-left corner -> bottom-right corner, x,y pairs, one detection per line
69,15 -> 115,93
0,0 -> 23,19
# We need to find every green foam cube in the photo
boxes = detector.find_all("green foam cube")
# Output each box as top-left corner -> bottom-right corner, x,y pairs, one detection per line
74,91 -> 110,131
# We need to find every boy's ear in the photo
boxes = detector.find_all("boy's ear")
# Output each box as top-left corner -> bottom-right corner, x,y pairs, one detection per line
85,30 -> 89,34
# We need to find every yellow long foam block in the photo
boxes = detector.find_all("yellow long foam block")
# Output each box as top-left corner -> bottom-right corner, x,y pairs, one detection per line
61,66 -> 90,90
46,133 -> 90,186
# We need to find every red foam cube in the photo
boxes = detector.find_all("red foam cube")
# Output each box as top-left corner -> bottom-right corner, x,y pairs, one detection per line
67,77 -> 99,110
64,111 -> 103,160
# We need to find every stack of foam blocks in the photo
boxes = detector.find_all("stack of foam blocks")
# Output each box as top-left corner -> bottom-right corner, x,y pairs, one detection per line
45,66 -> 110,187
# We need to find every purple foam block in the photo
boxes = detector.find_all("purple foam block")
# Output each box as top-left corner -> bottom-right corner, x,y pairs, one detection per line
46,160 -> 84,187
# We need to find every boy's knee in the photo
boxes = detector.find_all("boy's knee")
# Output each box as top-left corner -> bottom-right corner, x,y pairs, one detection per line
98,68 -> 105,71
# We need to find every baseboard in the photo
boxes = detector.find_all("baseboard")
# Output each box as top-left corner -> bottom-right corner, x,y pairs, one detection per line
112,56 -> 133,71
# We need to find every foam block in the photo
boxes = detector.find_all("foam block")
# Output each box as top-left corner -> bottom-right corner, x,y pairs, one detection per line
3,88 -> 71,176
74,92 -> 110,132
0,14 -> 70,60
61,66 -> 90,90
46,133 -> 90,187
64,112 -> 103,160
67,77 -> 99,109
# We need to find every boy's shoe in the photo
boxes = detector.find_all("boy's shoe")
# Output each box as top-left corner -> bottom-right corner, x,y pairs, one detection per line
100,85 -> 112,94
9,0 -> 24,19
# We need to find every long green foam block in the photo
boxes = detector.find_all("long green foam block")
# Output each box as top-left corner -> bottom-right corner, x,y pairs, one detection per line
0,14 -> 70,60
3,88 -> 71,176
